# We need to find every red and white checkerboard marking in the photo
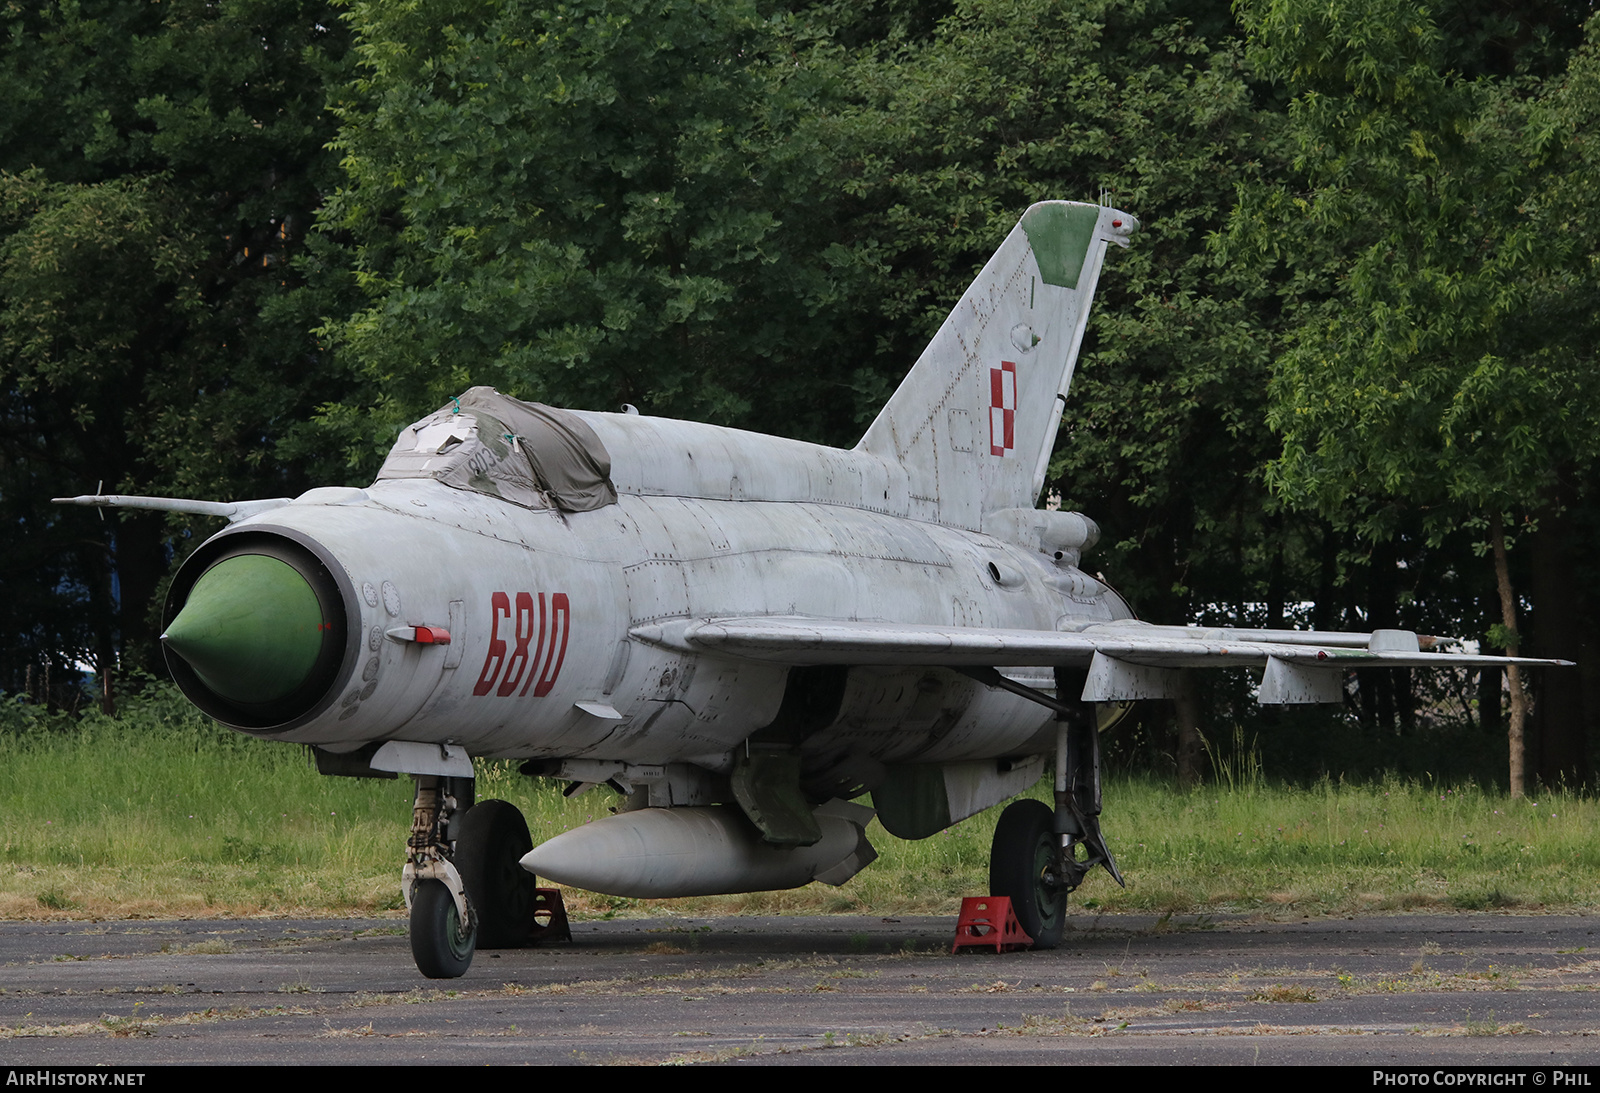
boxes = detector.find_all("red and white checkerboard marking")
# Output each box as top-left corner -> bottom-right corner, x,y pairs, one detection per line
989,360 -> 1017,457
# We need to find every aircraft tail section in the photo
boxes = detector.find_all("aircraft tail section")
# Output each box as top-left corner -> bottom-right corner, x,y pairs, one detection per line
856,201 -> 1137,529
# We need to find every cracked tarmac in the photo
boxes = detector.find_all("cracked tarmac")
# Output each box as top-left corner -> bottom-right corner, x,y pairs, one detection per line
2,912 -> 1599,1064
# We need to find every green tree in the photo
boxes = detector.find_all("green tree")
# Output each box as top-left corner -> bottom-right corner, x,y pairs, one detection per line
323,0 -> 884,444
324,0 -> 1340,782
1230,0 -> 1597,793
1521,17 -> 1600,788
0,0 -> 352,703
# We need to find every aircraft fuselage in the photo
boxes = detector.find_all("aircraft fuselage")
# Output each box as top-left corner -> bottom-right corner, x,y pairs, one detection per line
189,448 -> 1130,774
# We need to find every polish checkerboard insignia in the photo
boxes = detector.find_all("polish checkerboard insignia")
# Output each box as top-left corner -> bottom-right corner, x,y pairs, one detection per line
989,361 -> 1017,457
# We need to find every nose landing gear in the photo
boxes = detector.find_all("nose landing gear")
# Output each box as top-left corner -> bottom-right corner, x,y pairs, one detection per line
403,775 -> 556,978
404,774 -> 478,978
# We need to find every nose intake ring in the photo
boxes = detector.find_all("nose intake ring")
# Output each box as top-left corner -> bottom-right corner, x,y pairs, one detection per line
162,531 -> 352,730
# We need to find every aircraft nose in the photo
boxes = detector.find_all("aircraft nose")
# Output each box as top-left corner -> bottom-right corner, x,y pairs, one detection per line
162,534 -> 352,730
162,554 -> 327,704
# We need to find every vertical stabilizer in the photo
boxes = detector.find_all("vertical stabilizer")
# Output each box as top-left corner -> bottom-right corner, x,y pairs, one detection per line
856,201 -> 1137,529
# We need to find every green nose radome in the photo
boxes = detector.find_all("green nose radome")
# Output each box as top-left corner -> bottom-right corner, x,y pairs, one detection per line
162,554 -> 327,705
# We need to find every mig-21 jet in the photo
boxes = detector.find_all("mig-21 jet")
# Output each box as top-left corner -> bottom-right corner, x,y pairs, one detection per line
57,201 -> 1568,978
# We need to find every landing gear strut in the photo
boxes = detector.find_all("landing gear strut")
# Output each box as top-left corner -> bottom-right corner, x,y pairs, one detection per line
1049,666 -> 1123,896
989,667 -> 1124,949
404,774 -> 477,978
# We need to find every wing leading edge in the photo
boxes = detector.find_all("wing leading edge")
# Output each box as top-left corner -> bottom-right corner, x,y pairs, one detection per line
629,617 -> 1570,705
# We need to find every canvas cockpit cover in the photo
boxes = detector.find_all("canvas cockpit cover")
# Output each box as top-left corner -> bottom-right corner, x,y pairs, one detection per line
377,387 -> 618,511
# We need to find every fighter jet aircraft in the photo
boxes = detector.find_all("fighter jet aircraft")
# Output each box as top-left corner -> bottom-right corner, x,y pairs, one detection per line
57,201 -> 1568,978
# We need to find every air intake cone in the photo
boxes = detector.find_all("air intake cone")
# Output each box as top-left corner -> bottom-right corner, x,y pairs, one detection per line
162,554 -> 327,705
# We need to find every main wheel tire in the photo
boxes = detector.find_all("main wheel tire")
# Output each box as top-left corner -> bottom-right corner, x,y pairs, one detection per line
410,878 -> 476,978
989,799 -> 1066,950
455,799 -> 536,949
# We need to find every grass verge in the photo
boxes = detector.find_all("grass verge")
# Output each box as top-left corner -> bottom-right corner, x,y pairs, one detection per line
4,688 -> 1598,920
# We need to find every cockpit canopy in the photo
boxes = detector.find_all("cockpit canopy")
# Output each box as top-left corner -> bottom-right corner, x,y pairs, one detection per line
377,387 -> 618,512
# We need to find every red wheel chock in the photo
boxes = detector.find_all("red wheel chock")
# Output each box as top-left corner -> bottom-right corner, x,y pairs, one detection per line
951,896 -> 1033,953
529,886 -> 572,944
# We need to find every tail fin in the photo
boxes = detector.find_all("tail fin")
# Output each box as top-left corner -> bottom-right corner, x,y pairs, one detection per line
856,201 -> 1136,530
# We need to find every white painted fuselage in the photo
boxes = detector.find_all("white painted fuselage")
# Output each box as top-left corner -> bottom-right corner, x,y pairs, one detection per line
242,409 -> 1132,773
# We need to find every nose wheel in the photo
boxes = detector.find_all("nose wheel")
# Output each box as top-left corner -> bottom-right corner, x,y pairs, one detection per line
410,878 -> 477,978
403,782 -> 549,977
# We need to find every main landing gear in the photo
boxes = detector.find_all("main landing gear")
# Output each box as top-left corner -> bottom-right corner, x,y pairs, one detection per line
404,777 -> 556,978
455,799 -> 537,949
988,668 -> 1124,949
990,798 -> 1066,947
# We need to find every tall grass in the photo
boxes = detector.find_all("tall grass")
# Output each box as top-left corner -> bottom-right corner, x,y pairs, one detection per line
1094,774 -> 1600,914
1,688 -> 412,916
4,688 -> 1598,919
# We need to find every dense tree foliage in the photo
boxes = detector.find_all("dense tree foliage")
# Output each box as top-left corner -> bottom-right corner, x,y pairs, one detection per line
329,0 -> 1298,607
0,0 -> 351,703
322,0 -> 888,443
1229,0 -> 1599,791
